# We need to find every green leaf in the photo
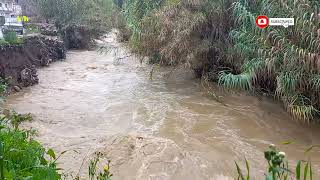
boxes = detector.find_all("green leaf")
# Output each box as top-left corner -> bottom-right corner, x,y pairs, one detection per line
245,158 -> 250,180
305,145 -> 319,154
282,141 -> 294,145
235,161 -> 245,180
40,157 -> 48,165
264,151 -> 272,161
47,148 -> 56,160
265,173 -> 273,180
278,167 -> 293,174
303,161 -> 309,180
296,160 -> 301,180
60,150 -> 68,155
310,162 -> 313,180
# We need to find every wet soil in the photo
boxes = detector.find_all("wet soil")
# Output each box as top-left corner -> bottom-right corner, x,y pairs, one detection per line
0,35 -> 65,89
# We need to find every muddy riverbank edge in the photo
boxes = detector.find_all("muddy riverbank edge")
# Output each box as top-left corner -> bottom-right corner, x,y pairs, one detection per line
0,35 -> 66,92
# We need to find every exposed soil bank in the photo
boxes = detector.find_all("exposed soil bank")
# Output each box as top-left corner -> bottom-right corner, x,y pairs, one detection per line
61,25 -> 93,49
0,35 -> 66,90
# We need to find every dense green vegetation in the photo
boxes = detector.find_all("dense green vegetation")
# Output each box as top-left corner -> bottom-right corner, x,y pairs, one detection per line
0,112 -> 61,179
222,0 -> 320,123
0,32 -> 24,46
114,0 -> 320,122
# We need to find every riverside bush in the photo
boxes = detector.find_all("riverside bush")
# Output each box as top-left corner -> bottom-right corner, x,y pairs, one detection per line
219,0 -> 320,122
3,32 -> 24,45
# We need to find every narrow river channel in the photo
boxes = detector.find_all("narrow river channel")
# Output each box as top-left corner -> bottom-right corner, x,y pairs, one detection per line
4,34 -> 320,179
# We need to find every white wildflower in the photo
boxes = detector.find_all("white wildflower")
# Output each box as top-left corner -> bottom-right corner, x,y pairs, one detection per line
269,144 -> 276,148
279,152 -> 286,157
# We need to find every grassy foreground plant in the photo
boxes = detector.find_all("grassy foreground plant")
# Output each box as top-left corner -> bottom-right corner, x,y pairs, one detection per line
235,144 -> 316,180
0,32 -> 24,45
88,153 -> 112,180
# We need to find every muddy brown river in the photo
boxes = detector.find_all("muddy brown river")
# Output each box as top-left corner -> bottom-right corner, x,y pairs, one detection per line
4,34 -> 320,179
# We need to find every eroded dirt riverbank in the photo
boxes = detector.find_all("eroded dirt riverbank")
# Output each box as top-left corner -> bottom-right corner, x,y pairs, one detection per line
4,34 -> 320,179
0,35 -> 65,90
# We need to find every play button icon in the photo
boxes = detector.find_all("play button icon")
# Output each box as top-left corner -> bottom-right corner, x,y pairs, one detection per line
256,15 -> 269,29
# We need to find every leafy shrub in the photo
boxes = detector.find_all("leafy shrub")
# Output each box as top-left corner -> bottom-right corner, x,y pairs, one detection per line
4,32 -> 17,44
3,32 -> 24,45
117,0 -> 236,70
0,111 -> 61,179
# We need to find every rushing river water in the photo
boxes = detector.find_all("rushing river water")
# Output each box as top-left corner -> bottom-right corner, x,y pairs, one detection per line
4,34 -> 320,179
